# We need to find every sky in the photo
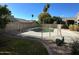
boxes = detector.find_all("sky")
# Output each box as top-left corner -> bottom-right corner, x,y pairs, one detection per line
1,3 -> 79,20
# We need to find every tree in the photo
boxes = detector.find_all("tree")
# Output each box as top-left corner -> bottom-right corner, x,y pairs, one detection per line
38,3 -> 51,24
38,12 -> 51,23
43,17 -> 54,24
52,16 -> 62,24
43,3 -> 50,12
0,5 -> 11,29
32,14 -> 34,20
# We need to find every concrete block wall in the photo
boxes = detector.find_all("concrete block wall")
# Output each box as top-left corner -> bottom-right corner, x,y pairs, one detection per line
5,22 -> 36,31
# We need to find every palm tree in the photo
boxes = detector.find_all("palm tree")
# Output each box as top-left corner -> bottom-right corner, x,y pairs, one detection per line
38,12 -> 51,24
38,3 -> 51,40
38,3 -> 51,24
43,3 -> 50,13
32,14 -> 34,20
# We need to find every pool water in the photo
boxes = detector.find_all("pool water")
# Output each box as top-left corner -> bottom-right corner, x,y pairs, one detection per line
43,28 -> 54,32
31,27 -> 54,32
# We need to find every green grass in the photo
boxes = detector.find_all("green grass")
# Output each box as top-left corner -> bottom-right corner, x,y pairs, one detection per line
0,34 -> 48,55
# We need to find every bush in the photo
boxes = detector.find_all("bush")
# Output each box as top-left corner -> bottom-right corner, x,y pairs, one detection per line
71,41 -> 79,55
73,25 -> 78,31
69,24 -> 79,31
62,24 -> 69,29
69,25 -> 74,31
77,25 -> 79,31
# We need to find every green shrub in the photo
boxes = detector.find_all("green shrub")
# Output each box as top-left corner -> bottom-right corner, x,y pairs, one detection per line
62,24 -> 69,29
69,25 -> 74,31
73,24 -> 78,31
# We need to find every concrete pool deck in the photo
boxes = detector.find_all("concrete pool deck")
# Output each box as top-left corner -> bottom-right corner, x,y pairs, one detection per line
18,28 -> 79,43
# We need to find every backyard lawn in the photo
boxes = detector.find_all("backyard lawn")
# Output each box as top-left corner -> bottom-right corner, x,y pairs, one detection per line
0,34 -> 48,55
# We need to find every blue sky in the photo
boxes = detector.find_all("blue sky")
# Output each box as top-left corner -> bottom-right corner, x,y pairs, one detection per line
1,3 -> 79,20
